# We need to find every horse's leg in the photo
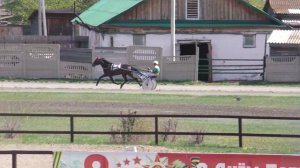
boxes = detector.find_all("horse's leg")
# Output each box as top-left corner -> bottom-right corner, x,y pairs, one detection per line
96,74 -> 107,86
120,74 -> 128,89
109,76 -> 120,85
128,73 -> 142,87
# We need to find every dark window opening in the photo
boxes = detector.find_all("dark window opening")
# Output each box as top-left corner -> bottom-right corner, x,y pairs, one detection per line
180,43 -> 196,55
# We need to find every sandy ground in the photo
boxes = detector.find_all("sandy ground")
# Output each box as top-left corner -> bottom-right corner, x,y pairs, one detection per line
0,81 -> 299,167
0,81 -> 299,96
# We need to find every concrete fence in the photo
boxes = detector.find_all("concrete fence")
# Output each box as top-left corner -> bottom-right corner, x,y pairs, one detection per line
60,48 -> 92,80
0,44 -> 24,78
3,45 -> 297,82
162,55 -> 197,81
0,44 -> 60,79
265,56 -> 300,82
0,45 -> 198,81
92,47 -> 127,79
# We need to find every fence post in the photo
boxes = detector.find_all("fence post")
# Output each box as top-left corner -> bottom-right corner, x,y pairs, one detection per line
70,116 -> 74,143
155,116 -> 158,145
12,153 -> 17,168
263,55 -> 267,81
238,117 -> 243,148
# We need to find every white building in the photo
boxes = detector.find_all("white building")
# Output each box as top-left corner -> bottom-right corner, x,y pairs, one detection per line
73,0 -> 287,82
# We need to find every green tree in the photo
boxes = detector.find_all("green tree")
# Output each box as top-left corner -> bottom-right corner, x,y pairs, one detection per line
248,0 -> 266,10
5,0 -> 98,24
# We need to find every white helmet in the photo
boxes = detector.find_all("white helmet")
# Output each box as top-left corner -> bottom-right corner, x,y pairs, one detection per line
153,60 -> 159,65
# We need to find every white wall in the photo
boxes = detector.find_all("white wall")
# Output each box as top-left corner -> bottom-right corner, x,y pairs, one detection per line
77,26 -> 101,48
93,32 -> 268,81
100,33 -> 267,58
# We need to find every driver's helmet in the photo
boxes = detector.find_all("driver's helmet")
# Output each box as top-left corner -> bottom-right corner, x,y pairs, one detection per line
153,60 -> 159,65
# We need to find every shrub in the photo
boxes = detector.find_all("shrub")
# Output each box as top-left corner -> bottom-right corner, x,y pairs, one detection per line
189,129 -> 206,144
110,110 -> 152,144
161,118 -> 177,142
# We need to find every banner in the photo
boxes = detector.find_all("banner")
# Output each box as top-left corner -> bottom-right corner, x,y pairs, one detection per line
54,151 -> 300,168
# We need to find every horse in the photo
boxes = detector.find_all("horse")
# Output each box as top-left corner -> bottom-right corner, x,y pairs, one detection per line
92,57 -> 142,89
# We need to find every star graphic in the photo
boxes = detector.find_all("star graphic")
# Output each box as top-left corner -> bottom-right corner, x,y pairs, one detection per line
133,156 -> 142,165
124,158 -> 130,165
116,162 -> 122,168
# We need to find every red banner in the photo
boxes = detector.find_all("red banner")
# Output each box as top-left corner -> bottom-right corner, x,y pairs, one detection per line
55,152 -> 300,168
158,153 -> 300,168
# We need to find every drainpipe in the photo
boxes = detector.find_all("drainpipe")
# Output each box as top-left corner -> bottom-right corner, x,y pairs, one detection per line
171,0 -> 176,59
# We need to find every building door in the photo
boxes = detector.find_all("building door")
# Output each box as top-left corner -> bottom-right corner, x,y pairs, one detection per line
197,43 -> 211,82
179,41 -> 212,82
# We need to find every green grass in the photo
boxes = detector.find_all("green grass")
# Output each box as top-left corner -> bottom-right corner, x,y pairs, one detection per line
0,117 -> 299,154
0,92 -> 300,107
0,92 -> 299,110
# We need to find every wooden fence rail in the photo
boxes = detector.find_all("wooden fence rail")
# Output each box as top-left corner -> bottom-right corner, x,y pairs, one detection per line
1,113 -> 300,148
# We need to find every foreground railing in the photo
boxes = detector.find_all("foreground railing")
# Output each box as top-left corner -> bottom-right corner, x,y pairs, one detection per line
0,150 -> 53,168
0,113 -> 300,148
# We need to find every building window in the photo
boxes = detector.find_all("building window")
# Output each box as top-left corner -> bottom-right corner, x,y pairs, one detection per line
186,0 -> 199,20
133,34 -> 146,46
243,34 -> 256,48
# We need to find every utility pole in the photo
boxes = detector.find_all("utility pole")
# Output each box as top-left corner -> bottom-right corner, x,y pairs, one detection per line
41,0 -> 47,36
38,0 -> 42,35
171,0 -> 176,58
38,0 -> 47,36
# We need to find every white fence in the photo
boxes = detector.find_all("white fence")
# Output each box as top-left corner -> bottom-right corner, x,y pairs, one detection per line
0,44 -> 60,79
0,44 -> 24,78
265,56 -> 300,82
92,47 -> 127,79
60,61 -> 92,79
3,45 -> 298,82
162,55 -> 198,81
0,45 -> 199,81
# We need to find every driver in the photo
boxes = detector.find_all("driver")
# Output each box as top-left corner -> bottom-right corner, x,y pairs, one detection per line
149,60 -> 160,77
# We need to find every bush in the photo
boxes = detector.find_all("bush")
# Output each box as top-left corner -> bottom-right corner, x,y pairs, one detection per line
161,118 -> 177,142
1,101 -> 25,139
110,110 -> 152,144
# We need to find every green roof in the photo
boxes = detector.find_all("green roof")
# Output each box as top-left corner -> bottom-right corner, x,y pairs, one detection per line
72,0 -> 143,27
107,20 -> 286,28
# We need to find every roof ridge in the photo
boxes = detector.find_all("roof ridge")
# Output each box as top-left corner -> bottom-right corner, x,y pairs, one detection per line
239,0 -> 288,27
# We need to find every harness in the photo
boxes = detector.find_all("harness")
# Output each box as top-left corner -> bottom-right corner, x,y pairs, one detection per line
111,64 -> 121,70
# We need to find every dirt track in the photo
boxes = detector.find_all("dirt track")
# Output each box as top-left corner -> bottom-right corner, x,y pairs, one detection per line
0,81 -> 300,96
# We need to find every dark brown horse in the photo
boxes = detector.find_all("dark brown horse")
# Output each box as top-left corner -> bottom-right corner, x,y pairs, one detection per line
92,57 -> 142,89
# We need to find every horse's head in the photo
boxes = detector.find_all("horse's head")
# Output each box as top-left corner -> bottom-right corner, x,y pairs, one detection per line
92,57 -> 105,67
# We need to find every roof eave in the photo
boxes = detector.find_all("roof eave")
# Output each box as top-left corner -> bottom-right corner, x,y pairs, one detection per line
239,0 -> 289,29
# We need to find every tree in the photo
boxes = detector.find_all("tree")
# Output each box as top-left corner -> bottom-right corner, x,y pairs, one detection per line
4,0 -> 98,24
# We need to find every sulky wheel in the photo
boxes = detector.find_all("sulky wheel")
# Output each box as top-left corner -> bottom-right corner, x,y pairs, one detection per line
142,78 -> 157,90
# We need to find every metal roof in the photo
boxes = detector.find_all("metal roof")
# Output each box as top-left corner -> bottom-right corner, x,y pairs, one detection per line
72,0 -> 143,27
269,0 -> 300,14
268,30 -> 300,44
282,20 -> 300,26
